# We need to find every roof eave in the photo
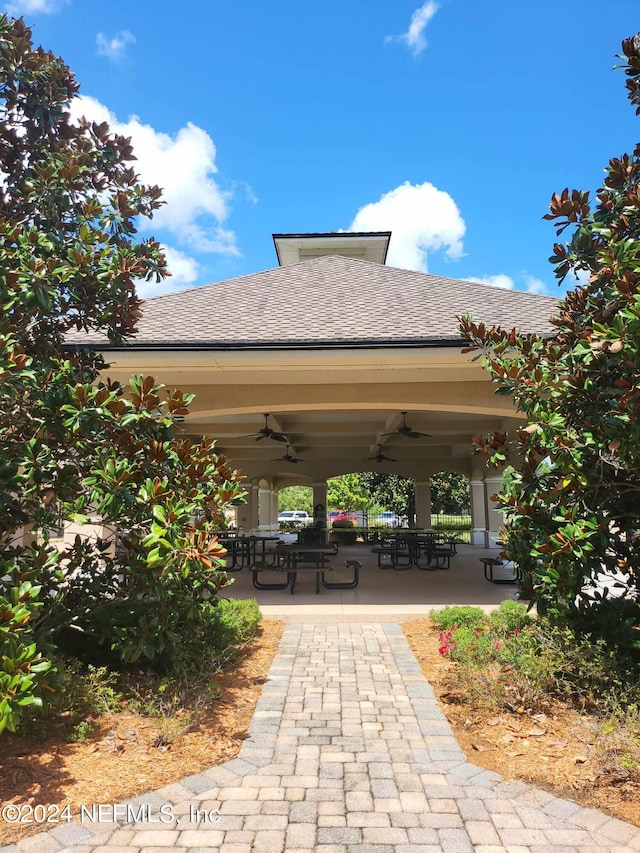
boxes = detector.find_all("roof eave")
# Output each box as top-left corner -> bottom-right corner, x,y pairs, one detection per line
63,333 -> 554,353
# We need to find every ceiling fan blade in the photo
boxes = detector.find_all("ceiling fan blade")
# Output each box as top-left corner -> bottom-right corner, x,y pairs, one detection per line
238,415 -> 289,441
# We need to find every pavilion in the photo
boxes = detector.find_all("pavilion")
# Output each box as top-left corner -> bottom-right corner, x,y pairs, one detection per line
74,231 -> 559,546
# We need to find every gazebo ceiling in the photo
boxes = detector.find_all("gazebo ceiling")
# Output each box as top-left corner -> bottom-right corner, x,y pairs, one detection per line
184,406 -> 522,483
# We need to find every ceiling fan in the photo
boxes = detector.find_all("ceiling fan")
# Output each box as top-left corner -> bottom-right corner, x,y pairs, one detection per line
240,413 -> 288,443
367,444 -> 397,463
380,411 -> 431,439
271,446 -> 306,464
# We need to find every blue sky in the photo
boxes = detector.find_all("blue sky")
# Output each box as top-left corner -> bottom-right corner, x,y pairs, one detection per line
5,0 -> 640,298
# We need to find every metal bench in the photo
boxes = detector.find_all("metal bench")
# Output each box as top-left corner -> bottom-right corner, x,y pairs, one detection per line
323,559 -> 361,590
480,557 -> 521,584
371,545 -> 412,570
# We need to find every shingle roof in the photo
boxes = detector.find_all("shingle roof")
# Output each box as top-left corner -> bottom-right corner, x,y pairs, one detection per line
69,255 -> 560,349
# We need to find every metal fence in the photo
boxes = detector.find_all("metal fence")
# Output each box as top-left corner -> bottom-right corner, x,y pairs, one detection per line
431,513 -> 472,529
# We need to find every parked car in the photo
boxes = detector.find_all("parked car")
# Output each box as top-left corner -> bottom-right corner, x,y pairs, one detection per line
278,510 -> 311,525
376,511 -> 406,527
327,509 -> 357,524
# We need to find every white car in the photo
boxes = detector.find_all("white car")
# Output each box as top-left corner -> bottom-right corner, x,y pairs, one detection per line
278,510 -> 311,525
377,511 -> 406,527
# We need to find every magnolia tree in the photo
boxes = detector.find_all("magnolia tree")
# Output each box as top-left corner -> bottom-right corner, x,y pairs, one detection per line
460,35 -> 640,649
0,17 -> 244,733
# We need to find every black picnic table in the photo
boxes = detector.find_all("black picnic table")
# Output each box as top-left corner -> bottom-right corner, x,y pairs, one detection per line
252,543 -> 359,594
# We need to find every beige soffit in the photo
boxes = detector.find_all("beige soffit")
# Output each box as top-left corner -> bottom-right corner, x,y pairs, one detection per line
66,255 -> 560,349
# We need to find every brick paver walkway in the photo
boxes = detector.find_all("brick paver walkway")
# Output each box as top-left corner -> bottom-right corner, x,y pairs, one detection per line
3,623 -> 640,852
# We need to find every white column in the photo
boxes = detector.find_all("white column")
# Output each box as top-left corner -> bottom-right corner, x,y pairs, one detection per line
258,486 -> 272,531
269,489 -> 279,531
484,474 -> 505,548
470,478 -> 488,546
236,483 -> 259,531
414,480 -> 432,529
312,482 -> 328,523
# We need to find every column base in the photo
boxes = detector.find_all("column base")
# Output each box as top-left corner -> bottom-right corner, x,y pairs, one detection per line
471,528 -> 488,546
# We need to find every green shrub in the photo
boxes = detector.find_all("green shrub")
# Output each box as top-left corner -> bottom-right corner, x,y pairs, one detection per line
438,611 -> 640,716
17,658 -> 123,735
487,600 -> 533,635
122,597 -> 262,718
164,597 -> 261,679
430,605 -> 486,631
537,625 -> 640,711
211,598 -> 262,652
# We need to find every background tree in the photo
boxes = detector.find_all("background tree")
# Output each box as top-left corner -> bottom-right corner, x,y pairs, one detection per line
277,485 -> 312,515
429,472 -> 470,515
327,474 -> 372,514
357,472 -> 415,524
0,16 -> 245,734
460,34 -> 640,650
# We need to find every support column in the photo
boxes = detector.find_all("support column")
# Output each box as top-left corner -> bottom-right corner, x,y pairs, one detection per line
414,480 -> 432,529
470,478 -> 488,547
258,486 -> 273,531
484,474 -> 505,548
312,482 -> 328,524
236,483 -> 259,531
270,489 -> 279,530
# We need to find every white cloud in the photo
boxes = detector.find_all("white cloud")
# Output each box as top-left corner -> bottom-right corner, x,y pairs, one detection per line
137,245 -> 199,299
96,30 -> 136,63
522,274 -> 548,295
69,95 -> 238,257
469,274 -> 516,290
4,0 -> 66,13
469,273 -> 550,294
349,180 -> 465,272
385,1 -> 439,56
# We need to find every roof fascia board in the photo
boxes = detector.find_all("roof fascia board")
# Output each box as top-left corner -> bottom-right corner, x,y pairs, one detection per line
64,337 -> 473,353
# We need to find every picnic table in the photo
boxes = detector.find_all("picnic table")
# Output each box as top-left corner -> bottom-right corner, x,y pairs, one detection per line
371,531 -> 457,570
252,543 -> 359,594
218,534 -> 280,571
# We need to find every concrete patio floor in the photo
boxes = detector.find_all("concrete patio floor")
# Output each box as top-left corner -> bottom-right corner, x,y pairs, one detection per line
223,543 -> 523,621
